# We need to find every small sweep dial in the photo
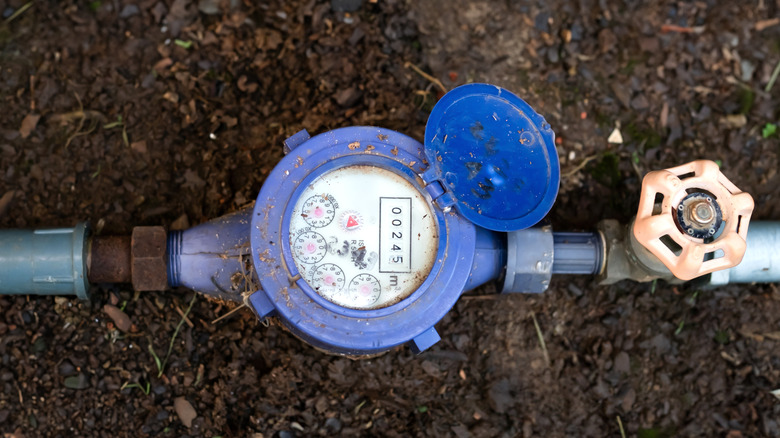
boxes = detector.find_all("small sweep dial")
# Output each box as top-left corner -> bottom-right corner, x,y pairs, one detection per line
301,195 -> 336,228
311,264 -> 346,299
348,273 -> 381,307
293,231 -> 328,264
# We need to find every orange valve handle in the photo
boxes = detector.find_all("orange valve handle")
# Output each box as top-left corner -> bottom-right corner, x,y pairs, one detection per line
633,160 -> 754,280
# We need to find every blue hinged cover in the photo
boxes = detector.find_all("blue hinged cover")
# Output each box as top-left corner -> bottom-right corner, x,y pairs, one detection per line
423,83 -> 560,232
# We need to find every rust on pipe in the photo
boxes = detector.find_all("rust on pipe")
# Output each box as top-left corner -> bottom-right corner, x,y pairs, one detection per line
88,235 -> 132,283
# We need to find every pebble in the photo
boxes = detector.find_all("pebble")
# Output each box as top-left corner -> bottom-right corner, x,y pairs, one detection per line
63,373 -> 89,390
198,0 -> 221,15
103,304 -> 132,332
119,4 -> 140,18
741,60 -> 755,81
488,379 -> 514,413
324,417 -> 342,434
174,397 -> 197,428
614,352 -> 630,374
59,360 -> 77,377
335,87 -> 362,107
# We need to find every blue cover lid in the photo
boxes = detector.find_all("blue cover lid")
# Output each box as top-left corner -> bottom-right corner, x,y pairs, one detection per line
423,83 -> 560,232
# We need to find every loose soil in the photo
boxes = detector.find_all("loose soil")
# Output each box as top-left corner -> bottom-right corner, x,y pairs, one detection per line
1,0 -> 780,436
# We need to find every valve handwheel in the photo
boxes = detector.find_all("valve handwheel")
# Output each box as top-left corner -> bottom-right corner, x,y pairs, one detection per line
633,160 -> 754,280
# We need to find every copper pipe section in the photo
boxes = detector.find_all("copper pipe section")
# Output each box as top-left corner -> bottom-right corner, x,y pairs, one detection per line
88,236 -> 132,283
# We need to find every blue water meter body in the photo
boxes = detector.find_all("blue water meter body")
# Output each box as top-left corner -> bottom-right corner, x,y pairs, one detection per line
248,84 -> 559,356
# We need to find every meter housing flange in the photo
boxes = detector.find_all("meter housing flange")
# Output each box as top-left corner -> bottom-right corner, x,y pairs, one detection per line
250,126 -> 477,356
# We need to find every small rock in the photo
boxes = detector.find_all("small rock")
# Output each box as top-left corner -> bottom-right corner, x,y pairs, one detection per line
547,47 -> 559,63
488,379 -> 513,413
174,397 -> 197,428
131,140 -> 148,154
614,352 -> 630,374
348,27 -> 365,46
598,28 -> 617,54
153,385 -> 167,395
451,424 -> 471,438
567,283 -> 583,297
64,373 -> 90,390
19,114 -> 40,139
0,409 -> 9,423
170,214 -> 189,230
721,114 -> 747,129
0,191 -> 18,217
651,333 -> 671,353
58,360 -> 77,377
198,0 -> 220,15
607,126 -> 623,144
335,87 -> 363,107
119,4 -> 140,18
331,0 -> 363,12
610,83 -> 631,109
324,417 -> 341,434
151,2 -> 167,23
666,111 -> 682,145
630,94 -> 649,110
534,11 -> 550,32
420,360 -> 442,378
0,144 -> 15,155
103,304 -> 132,332
639,37 -> 659,52
31,337 -> 47,354
622,388 -> 636,411
740,60 -> 755,82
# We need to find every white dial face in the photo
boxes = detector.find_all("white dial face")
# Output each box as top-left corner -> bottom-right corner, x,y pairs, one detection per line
289,165 -> 438,310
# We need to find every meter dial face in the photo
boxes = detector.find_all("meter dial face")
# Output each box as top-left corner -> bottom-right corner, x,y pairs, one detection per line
289,165 -> 438,310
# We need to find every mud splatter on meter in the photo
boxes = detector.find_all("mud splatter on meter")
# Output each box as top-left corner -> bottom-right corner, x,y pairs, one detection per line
249,84 -> 559,355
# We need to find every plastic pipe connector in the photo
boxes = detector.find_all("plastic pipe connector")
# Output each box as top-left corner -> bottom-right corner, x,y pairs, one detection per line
552,232 -> 604,275
167,208 -> 253,302
0,223 -> 89,299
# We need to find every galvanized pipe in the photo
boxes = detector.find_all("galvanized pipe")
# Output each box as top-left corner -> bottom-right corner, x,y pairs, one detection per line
707,221 -> 780,285
88,235 -> 131,283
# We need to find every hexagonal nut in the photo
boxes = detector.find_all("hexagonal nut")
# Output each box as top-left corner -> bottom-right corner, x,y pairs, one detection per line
131,226 -> 168,291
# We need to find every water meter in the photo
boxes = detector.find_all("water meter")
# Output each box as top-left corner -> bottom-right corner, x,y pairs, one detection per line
1,83 -> 777,360
248,84 -> 560,356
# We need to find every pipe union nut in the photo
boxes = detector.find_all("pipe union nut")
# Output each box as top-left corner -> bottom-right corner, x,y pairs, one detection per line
131,226 -> 168,291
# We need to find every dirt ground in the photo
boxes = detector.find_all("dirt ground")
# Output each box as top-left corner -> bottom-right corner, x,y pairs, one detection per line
1,0 -> 780,436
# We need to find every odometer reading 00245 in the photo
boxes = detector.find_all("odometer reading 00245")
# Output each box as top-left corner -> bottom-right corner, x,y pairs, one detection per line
288,165 -> 438,310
